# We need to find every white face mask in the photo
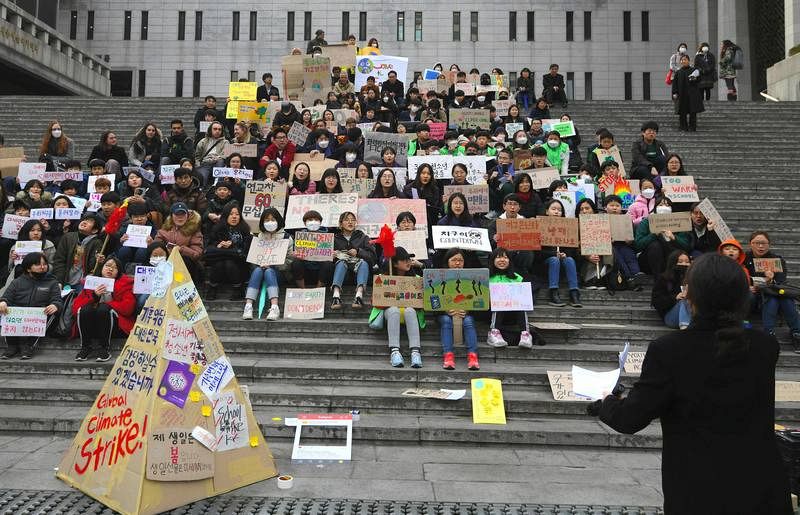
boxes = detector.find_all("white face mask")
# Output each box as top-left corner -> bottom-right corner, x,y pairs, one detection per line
383,96 -> 389,103
477,96 -> 486,102
547,140 -> 560,148
702,46 -> 709,52
51,129 -> 62,138
149,255 -> 166,266
345,152 -> 357,163
516,137 -> 528,145
655,205 -> 672,214
305,221 -> 321,231
263,220 -> 279,232
318,140 -> 329,149
642,188 -> 656,199
679,47 -> 687,53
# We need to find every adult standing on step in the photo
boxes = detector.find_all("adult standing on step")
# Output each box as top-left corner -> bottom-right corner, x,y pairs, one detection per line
693,43 -> 717,101
719,40 -> 739,101
306,29 -> 327,54
671,54 -> 704,132
588,253 -> 792,515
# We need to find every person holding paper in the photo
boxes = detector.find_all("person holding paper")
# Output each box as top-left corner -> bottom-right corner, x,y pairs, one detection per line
438,248 -> 480,371
536,199 -> 581,308
686,203 -> 721,257
487,248 -> 538,348
504,105 -> 530,133
115,201 -> 157,270
204,203 -> 252,301
116,168 -> 165,224
0,252 -> 61,360
651,250 -> 692,329
634,196 -> 691,275
166,167 -> 208,215
44,195 -> 78,248
16,180 -> 52,210
242,208 -> 293,321
202,182 -> 239,235
604,195 -> 644,290
72,257 -> 135,362
591,253 -> 792,515
134,241 -> 168,312
2,219 -> 54,287
330,212 -> 376,310
194,122 -> 227,186
156,203 -> 204,285
51,213 -> 106,290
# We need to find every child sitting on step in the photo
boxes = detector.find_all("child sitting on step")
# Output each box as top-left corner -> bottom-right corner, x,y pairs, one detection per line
438,248 -> 480,371
487,247 -> 539,348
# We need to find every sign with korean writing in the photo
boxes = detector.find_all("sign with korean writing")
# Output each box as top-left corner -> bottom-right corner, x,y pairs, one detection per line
133,266 -> 155,294
363,132 -> 410,166
372,275 -> 424,308
285,192 -> 359,229
17,162 -> 46,186
661,175 -> 699,203
538,216 -> 580,248
284,287 -> 325,319
553,191 -> 577,218
146,428 -> 214,481
450,109 -> 490,129
1,307 -> 47,337
158,164 -> 178,185
162,319 -> 207,366
495,218 -> 541,250
356,198 -> 428,237
234,102 -> 271,124
124,224 -> 151,248
579,214 -> 612,255
294,231 -> 334,261
549,120 -> 576,138
648,212 -> 692,234
524,167 -> 561,190
454,82 -> 476,96
340,177 -> 376,198
84,275 -> 115,292
432,226 -> 492,252
407,155 -> 452,180
29,208 -> 53,220
172,282 -> 207,323
423,268 -> 490,311
494,100 -> 514,117
696,198 -> 734,242
444,184 -> 490,213
753,258 -> 783,273
242,180 -> 288,232
453,156 -> 488,184
594,146 -> 626,177
394,230 -> 429,260
55,208 -> 82,220
198,356 -> 234,399
609,214 -> 634,242
287,121 -> 311,146
1,214 -> 29,239
428,122 -> 447,141
246,237 -> 291,266
212,167 -> 253,180
228,81 -> 257,100
13,240 -> 41,264
223,142 -> 258,158
288,154 -> 339,182
489,282 -> 534,311
302,56 -> 332,106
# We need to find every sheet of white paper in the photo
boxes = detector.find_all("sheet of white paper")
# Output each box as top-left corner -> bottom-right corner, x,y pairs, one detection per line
571,365 -> 620,401
83,275 -> 115,292
618,342 -> 630,371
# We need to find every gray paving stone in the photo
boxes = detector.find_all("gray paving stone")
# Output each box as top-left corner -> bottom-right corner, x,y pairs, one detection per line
432,480 -> 664,505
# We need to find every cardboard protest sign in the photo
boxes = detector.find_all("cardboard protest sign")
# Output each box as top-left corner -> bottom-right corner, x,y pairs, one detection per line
454,82 -> 476,96
696,198 -> 734,242
524,167 -> 560,189
355,55 -> 408,89
622,351 -> 646,375
549,120 -> 576,138
134,266 -> 156,295
87,174 -> 116,193
648,212 -> 692,234
331,108 -> 358,125
246,238 -> 291,266
489,282 -> 533,311
340,177 -> 376,198
401,388 -> 466,400
513,149 -> 533,170
364,132 -> 410,166
302,56 -> 332,106
579,214 -> 612,255
609,214 -> 634,242
57,248 -> 277,515
394,230 -> 429,259
284,193 -> 359,229
356,198 -> 428,237
288,154 -> 339,182
17,162 -> 46,185
293,231 -> 334,261
284,288 -> 325,319
372,275 -> 424,308
223,142 -> 258,158
661,175 -> 699,203
228,81 -> 257,101
547,371 -> 591,401
212,168 -> 253,180
776,381 -> 800,402
495,218 -> 541,250
553,191 -> 577,218
753,258 -> 783,273
444,184 -> 490,213
423,268 -> 490,311
241,180 -> 288,232
287,121 -> 311,146
493,100 -> 514,117
450,109 -> 491,129
281,54 -> 304,101
594,146 -> 626,177
407,155 -> 452,180
1,214 -> 29,239
0,146 -> 25,177
471,378 -> 506,425
538,216 -> 580,248
0,306 -> 47,337
416,79 -> 443,96
452,155 -> 488,184
234,102 -> 270,125
432,226 -> 492,252
321,43 -> 356,70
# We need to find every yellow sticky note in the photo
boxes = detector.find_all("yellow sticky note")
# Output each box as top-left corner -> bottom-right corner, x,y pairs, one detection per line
175,272 -> 185,282
471,378 -> 507,425
201,405 -> 211,417
249,436 -> 259,447
189,391 -> 201,402
190,363 -> 201,375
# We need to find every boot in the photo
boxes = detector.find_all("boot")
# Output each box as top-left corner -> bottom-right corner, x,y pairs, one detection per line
548,288 -> 566,307
569,289 -> 583,308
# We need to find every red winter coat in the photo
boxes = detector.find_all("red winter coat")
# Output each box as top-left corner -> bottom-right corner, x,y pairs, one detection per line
72,274 -> 137,336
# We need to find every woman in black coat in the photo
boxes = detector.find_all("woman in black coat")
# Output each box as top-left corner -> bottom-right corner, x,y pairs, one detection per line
205,202 -> 253,300
671,54 -> 705,131
693,43 -> 717,101
591,253 -> 792,515
87,130 -> 129,178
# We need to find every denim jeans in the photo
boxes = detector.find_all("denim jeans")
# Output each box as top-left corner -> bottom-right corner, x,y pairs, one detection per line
663,299 -> 691,328
246,266 -> 279,301
762,295 -> 800,334
438,314 -> 478,354
332,259 -> 369,289
612,242 -> 640,278
546,256 -> 578,289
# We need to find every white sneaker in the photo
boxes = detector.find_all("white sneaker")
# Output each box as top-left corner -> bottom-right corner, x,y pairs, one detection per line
267,305 -> 280,321
242,304 -> 253,320
519,331 -> 534,349
487,329 -> 508,347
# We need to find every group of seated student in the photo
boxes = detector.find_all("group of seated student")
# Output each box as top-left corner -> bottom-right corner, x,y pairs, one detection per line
0,66 -> 793,364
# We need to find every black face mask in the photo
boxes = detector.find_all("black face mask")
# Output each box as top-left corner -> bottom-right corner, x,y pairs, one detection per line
31,271 -> 46,280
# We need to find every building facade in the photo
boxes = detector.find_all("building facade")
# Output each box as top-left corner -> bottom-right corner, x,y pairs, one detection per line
55,0 -> 754,101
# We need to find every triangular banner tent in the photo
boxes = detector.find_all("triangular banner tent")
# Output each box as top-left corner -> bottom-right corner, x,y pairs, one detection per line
57,249 -> 277,515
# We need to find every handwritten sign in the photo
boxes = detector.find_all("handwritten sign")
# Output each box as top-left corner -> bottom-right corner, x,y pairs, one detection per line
302,56 -> 332,106
228,81 -> 257,101
428,122 -> 447,141
134,266 -> 155,294
157,360 -> 195,409
752,258 -> 783,274
661,175 -> 699,203
579,214 -> 612,255
172,282 -> 207,323
609,214 -> 634,242
0,307 -> 47,337
29,208 -> 53,220
87,174 -> 116,193
284,192 -> 359,229
776,381 -> 800,402
553,191 -> 577,218
432,226 -> 492,252
493,100 -> 514,117
696,198 -> 734,242
547,371 -> 591,402
17,162 -> 47,185
444,185 -> 489,213
2,214 -> 29,239
294,231 -> 334,262
234,102 -> 270,124
489,282 -> 534,311
246,237 -> 291,266
363,132 -> 410,166
213,390 -> 249,452
241,180 -> 288,231
340,177 -> 376,198
55,208 -> 82,220
513,149 -> 533,170
198,356 -> 234,399
287,121 -> 311,146
648,212 -> 692,234
159,165 -> 178,185
422,268 -> 490,311
146,428 -> 214,481
549,120 -> 576,138
471,378 -> 506,425
84,276 -> 115,293
163,319 -> 206,365
623,351 -> 646,375
13,240 -> 42,264
151,261 -> 173,298
394,230 -> 429,260
223,142 -> 258,158
452,156 -> 488,185
356,198 -> 428,238
407,155 -> 451,180
451,109 -> 491,129
372,275 -> 424,308
454,82 -> 476,96
538,216 -> 580,248
288,154 -> 340,182
124,224 -> 151,248
524,167 -> 561,189
284,287 -> 325,319
495,218 -> 541,251
212,167 -> 253,180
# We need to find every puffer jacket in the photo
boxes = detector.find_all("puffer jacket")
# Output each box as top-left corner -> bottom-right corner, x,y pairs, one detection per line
166,176 -> 208,214
156,211 -> 204,263
72,274 -> 136,334
627,195 -> 656,227
0,273 -> 62,311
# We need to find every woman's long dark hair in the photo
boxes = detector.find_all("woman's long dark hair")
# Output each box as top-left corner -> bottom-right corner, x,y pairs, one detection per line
17,220 -> 44,242
319,168 -> 343,193
445,192 -> 472,225
291,162 -> 312,192
370,168 -> 402,198
220,202 -> 248,232
661,250 -> 690,285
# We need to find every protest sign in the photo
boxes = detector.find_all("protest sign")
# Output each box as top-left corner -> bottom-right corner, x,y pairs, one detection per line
1,306 -> 47,337
452,155 -> 488,184
495,218 -> 541,250
538,216 -> 580,247
159,164 -> 178,185
549,120 -> 576,138
284,288 -> 325,319
246,238 -> 291,266
293,231 -> 334,261
648,212 -> 692,234
225,102 -> 239,119
513,149 -> 533,170
281,54 -> 304,101
17,162 -> 47,186
340,177 -> 376,198
416,79 -> 442,95
302,56 -> 332,106
505,122 -> 524,136
284,192 -> 359,229
288,154 -> 339,181
696,198 -> 734,242
661,175 -> 699,203
234,102 -> 270,124
372,275 -> 424,308
228,81 -> 257,100
489,282 -> 534,311
212,167 -> 253,180
471,378 -> 506,425
428,122 -> 447,141
364,132 -> 410,166
84,276 -> 115,293
241,180 -> 288,232
524,167 -> 561,190
146,428 -> 214,481
87,174 -> 116,193
594,146 -> 626,177
444,184 -> 490,213
287,121 -> 311,146
423,268 -> 490,311
321,43 -> 356,70
124,224 -> 151,248
85,193 -> 101,212
622,351 -> 646,375
1,214 -> 29,239
609,214 -> 634,241
55,207 -> 82,220
13,240 -> 41,264
776,381 -> 800,402
355,55 -> 408,89
331,108 -> 358,125
402,388 -> 466,400
407,155 -> 452,180
0,147 -> 24,177
454,82 -> 476,96
450,109 -> 491,129
753,258 -> 783,273
223,142 -> 258,158
29,208 -> 53,220
579,214 -> 613,255
547,371 -> 591,402
42,170 -> 83,183
133,265 -> 155,294
356,198 -> 427,237
432,226 -> 492,252
173,282 -> 207,323
394,230 -> 429,259
494,100 -> 514,117
553,191 -> 577,218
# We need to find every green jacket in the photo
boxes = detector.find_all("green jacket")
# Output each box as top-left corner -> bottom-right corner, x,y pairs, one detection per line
634,218 -> 691,253
489,272 -> 523,284
544,142 -> 570,174
439,146 -> 466,156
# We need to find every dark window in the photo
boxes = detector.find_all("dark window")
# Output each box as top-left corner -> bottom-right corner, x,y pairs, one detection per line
232,11 -> 240,41
140,11 -> 148,40
565,11 -> 573,41
303,12 -> 311,41
178,11 -> 185,40
86,11 -> 94,40
396,12 -> 404,41
624,72 -> 632,100
508,11 -> 517,41
452,12 -> 460,42
526,11 -> 534,41
583,11 -> 591,40
623,11 -> 631,41
176,70 -> 184,97
69,11 -> 77,39
248,71 -> 256,82
641,11 -> 650,41
195,11 -> 203,40
193,70 -> 201,98
341,12 -> 349,41
584,72 -> 593,100
123,11 -> 131,40
138,70 -> 146,97
642,72 -> 651,100
249,11 -> 257,40
230,70 -> 238,82
359,12 -> 367,41
287,11 -> 295,41
470,12 -> 478,42
414,12 -> 422,41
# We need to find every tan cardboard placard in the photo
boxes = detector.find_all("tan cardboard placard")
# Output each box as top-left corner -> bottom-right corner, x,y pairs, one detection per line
394,230 -> 429,260
538,216 -> 580,248
246,237 -> 291,266
284,287 -> 325,319
0,147 -> 25,177
241,180 -> 288,232
609,214 -> 634,242
146,428 -> 214,481
287,121 -> 311,146
648,212 -> 692,234
57,249 -> 276,515
696,197 -> 734,242
451,109 -> 490,129
547,371 -> 591,402
579,214 -> 612,256
321,43 -> 356,70
281,54 -> 304,101
661,175 -> 699,203
223,142 -> 258,158
753,258 -> 783,273
340,177 -> 376,198
495,218 -> 541,251
372,275 -> 424,308
302,56 -> 332,107
512,149 -> 533,170
443,184 -> 490,213
289,153 -> 339,182
523,167 -> 561,190
776,381 -> 800,402
623,351 -> 646,375
594,146 -> 626,177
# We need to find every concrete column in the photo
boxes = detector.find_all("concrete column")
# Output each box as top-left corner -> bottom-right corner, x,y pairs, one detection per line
717,0 -> 751,100
788,0 -> 800,57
